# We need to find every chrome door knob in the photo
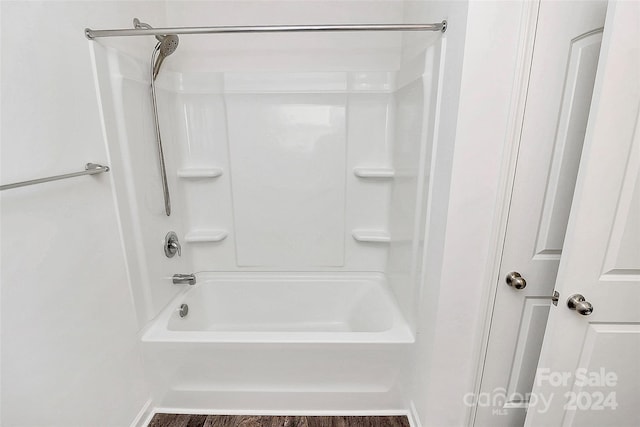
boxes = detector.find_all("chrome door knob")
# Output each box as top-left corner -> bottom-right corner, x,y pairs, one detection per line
506,271 -> 527,290
567,294 -> 593,316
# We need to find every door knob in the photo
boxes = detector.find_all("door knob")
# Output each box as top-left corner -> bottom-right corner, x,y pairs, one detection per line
567,294 -> 593,315
506,271 -> 527,289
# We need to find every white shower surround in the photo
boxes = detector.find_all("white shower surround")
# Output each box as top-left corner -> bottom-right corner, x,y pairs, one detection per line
94,18 -> 443,413
96,33 -> 442,309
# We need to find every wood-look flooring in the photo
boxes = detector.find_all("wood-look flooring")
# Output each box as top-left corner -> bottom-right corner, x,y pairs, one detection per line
148,414 -> 410,427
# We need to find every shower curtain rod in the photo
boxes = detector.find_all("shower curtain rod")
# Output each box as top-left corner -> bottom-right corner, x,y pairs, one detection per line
85,21 -> 447,39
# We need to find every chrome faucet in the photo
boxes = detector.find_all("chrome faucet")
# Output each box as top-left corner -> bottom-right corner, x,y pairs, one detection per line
173,273 -> 196,286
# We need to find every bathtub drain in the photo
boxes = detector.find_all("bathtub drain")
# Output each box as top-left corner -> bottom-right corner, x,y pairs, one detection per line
178,303 -> 189,318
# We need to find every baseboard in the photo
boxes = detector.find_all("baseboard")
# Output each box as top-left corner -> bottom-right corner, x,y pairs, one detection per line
155,390 -> 406,413
408,401 -> 422,427
137,395 -> 415,426
130,398 -> 154,427
150,407 -> 411,417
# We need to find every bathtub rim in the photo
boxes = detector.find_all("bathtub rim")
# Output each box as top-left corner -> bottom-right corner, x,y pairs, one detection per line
142,272 -> 415,344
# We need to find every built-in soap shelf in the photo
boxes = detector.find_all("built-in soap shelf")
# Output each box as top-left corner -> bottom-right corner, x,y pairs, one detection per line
177,167 -> 223,179
353,167 -> 395,179
184,230 -> 228,243
352,230 -> 390,243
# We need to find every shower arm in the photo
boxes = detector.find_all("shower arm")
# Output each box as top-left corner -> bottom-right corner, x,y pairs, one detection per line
150,42 -> 171,216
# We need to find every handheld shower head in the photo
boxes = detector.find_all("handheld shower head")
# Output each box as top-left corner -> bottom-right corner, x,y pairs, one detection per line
159,34 -> 179,55
152,34 -> 179,81
137,19 -> 179,216
134,19 -> 179,81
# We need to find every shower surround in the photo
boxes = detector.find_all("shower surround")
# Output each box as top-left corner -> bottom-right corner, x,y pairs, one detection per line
90,0 -> 446,419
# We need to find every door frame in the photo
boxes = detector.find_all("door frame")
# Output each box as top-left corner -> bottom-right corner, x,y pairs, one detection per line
467,1 -> 542,425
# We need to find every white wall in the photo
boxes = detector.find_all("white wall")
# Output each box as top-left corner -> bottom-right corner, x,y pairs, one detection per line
164,0 -> 405,72
0,2 -> 163,426
404,1 -> 532,426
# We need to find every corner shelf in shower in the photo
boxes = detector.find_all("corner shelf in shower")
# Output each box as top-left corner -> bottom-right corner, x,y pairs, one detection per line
352,230 -> 390,243
184,230 -> 228,243
177,167 -> 223,179
353,167 -> 395,179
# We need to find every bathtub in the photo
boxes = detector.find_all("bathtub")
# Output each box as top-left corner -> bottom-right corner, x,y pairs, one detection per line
143,272 -> 413,343
142,273 -> 414,411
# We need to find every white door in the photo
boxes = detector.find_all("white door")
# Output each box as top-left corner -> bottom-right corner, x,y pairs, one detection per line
475,1 -> 607,425
525,1 -> 640,426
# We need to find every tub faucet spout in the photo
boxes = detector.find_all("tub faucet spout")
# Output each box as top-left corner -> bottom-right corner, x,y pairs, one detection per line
173,273 -> 196,286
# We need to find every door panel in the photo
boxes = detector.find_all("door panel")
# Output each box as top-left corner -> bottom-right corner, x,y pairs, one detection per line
602,151 -> 640,276
474,1 -> 607,425
505,298 -> 550,401
526,1 -> 640,426
535,30 -> 603,256
568,325 -> 640,427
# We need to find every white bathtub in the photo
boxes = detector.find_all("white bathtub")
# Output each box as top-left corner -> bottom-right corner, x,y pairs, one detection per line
143,272 -> 413,343
142,273 -> 414,411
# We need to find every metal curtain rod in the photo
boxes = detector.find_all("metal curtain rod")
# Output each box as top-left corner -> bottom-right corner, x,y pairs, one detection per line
0,163 -> 110,191
85,21 -> 447,39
